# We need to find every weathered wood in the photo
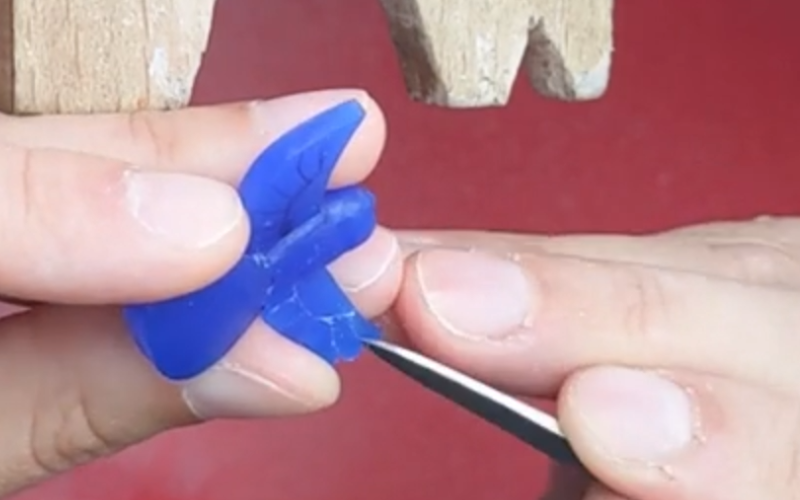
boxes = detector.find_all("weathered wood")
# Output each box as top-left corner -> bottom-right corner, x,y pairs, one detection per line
378,0 -> 614,107
0,0 -> 216,115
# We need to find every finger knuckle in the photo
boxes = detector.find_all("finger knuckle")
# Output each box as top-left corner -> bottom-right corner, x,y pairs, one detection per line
27,386 -> 118,476
0,146 -> 87,269
0,145 -> 48,239
618,266 -> 671,346
125,111 -> 177,168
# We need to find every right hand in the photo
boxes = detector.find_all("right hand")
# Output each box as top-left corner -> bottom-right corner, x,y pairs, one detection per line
391,219 -> 800,500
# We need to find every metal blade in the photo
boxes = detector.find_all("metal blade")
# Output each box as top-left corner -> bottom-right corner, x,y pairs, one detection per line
364,338 -> 579,465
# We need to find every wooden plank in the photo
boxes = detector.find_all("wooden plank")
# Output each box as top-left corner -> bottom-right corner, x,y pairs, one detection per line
378,0 -> 615,107
0,0 -> 216,115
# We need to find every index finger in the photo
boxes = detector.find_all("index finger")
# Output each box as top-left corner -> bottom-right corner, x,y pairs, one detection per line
0,89 -> 386,187
395,246 -> 800,397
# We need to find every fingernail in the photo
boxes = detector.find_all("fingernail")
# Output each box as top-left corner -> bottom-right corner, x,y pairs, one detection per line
181,364 -> 313,419
180,322 -> 340,419
569,367 -> 694,463
124,170 -> 243,249
329,228 -> 398,292
416,249 -> 534,339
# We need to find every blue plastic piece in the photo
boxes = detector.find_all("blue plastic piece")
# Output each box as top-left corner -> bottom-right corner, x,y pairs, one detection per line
123,100 -> 381,381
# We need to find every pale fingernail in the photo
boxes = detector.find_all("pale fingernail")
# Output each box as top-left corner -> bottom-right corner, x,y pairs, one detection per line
569,367 -> 694,463
180,322 -> 340,419
329,228 -> 398,292
124,170 -> 243,249
416,249 -> 534,339
181,364 -> 313,419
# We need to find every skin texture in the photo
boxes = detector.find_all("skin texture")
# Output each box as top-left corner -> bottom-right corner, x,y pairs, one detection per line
392,219 -> 800,499
124,100 -> 381,380
0,89 -> 403,496
0,90 -> 797,499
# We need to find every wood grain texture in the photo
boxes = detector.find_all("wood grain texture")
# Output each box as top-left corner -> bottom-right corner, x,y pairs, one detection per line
378,0 -> 614,107
0,0 -> 216,114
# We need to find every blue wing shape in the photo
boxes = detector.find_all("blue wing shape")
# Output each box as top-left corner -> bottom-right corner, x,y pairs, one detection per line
124,100 -> 378,380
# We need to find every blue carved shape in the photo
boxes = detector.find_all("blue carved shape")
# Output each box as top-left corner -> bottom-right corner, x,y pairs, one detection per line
123,100 -> 380,380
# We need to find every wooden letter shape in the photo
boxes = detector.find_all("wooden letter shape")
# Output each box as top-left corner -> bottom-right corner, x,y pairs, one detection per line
0,0 -> 216,114
378,0 -> 614,107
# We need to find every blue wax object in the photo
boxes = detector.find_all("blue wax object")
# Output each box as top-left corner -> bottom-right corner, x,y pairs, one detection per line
123,100 -> 380,381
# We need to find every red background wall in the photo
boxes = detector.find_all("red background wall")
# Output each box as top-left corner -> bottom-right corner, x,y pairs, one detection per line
12,1 -> 800,499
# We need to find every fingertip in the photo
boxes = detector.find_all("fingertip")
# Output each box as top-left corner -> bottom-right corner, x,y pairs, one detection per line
248,89 -> 386,187
393,250 -> 481,363
559,367 -> 695,463
394,249 -> 537,386
0,89 -> 387,192
557,366 -> 701,499
327,90 -> 386,187
394,251 -> 447,351
0,147 -> 252,304
329,226 -> 401,318
122,170 -> 252,299
181,320 -> 341,420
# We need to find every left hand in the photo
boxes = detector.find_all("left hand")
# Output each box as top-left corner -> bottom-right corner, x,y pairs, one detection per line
392,217 -> 800,499
0,89 -> 401,496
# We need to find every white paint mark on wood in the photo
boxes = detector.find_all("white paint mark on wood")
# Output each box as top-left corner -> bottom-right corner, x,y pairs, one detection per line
378,0 -> 615,108
0,0 -> 217,114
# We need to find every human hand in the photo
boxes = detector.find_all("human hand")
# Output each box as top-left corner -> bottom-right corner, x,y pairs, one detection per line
391,217 -> 800,499
0,89 -> 401,496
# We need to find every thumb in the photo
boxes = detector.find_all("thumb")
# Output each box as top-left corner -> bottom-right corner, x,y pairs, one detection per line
0,142 -> 248,303
0,305 -> 339,497
558,366 -> 793,500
